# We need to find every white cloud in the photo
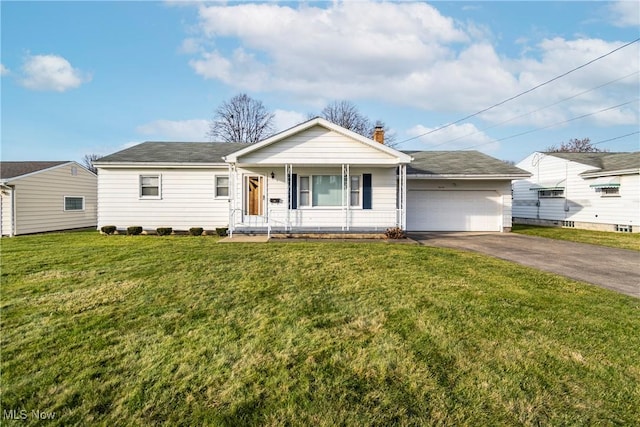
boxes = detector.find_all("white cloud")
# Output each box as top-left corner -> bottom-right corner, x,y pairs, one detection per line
608,1 -> 640,27
273,109 -> 307,132
0,64 -> 9,76
406,123 -> 499,151
20,54 -> 91,92
136,119 -> 210,141
184,2 -> 638,130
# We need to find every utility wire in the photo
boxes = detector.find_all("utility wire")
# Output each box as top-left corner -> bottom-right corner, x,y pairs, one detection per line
455,99 -> 639,151
591,131 -> 640,146
399,37 -> 640,145
429,71 -> 639,148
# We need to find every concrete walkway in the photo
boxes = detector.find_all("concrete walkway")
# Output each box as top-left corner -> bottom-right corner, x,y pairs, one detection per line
218,235 -> 270,243
409,232 -> 640,298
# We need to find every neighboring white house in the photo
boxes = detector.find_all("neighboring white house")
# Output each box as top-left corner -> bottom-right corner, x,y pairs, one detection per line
513,151 -> 640,233
94,118 -> 529,235
1,161 -> 98,236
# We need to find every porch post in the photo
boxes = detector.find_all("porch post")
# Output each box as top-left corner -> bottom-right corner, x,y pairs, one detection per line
400,164 -> 407,230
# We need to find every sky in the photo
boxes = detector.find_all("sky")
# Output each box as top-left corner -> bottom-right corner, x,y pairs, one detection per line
1,1 -> 639,164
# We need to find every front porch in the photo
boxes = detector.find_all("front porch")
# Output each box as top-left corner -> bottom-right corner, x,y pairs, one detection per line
226,164 -> 407,238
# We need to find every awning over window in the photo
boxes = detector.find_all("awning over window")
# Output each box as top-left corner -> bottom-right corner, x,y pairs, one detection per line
529,179 -> 565,191
589,176 -> 620,188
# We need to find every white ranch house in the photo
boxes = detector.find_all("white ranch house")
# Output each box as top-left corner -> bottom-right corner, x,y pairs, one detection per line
512,151 -> 640,233
94,118 -> 529,235
1,161 -> 97,236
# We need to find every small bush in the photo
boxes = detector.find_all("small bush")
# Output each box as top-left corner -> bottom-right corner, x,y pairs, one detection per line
216,227 -> 228,237
384,227 -> 406,239
127,226 -> 143,236
156,227 -> 173,236
101,225 -> 117,235
189,227 -> 204,236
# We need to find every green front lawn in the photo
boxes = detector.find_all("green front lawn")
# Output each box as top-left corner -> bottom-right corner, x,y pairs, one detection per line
2,231 -> 639,425
512,224 -> 640,251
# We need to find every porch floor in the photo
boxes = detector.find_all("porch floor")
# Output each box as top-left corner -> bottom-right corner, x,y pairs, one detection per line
218,235 -> 270,243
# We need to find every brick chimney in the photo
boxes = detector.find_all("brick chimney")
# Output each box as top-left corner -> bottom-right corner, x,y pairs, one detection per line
373,126 -> 384,144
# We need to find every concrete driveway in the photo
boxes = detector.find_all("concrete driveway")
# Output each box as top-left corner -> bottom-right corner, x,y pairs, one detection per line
409,232 -> 640,298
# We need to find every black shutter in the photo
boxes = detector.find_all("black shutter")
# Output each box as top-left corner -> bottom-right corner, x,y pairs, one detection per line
363,173 -> 372,210
290,173 -> 298,209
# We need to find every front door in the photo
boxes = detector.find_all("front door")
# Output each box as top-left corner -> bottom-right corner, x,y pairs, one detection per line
245,176 -> 264,216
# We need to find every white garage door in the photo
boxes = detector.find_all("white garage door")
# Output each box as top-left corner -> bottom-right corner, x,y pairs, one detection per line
407,190 -> 501,231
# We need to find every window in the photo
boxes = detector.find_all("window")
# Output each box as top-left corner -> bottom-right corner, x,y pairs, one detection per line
538,189 -> 564,198
598,187 -> 619,197
299,176 -> 310,207
295,175 -> 365,208
312,175 -> 342,207
140,175 -> 160,198
215,176 -> 229,198
350,175 -> 360,207
64,196 -> 84,211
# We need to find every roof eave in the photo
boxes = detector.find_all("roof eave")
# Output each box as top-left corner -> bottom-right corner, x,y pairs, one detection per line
580,168 -> 640,178
407,173 -> 531,180
93,162 -> 229,168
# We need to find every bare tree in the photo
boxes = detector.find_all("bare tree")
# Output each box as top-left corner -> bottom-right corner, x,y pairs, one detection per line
317,100 -> 398,147
208,93 -> 275,144
545,138 -> 607,153
82,153 -> 100,174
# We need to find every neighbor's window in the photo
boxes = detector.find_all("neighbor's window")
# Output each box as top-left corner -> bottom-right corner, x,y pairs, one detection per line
64,196 -> 84,211
350,175 -> 360,207
599,187 -> 620,197
140,175 -> 160,198
538,189 -> 564,198
312,175 -> 342,207
215,176 -> 229,198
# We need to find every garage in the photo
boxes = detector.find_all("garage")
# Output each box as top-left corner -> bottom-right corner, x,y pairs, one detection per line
407,190 -> 501,231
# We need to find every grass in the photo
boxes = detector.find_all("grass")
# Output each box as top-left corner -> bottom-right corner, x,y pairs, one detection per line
1,231 -> 639,426
512,224 -> 640,251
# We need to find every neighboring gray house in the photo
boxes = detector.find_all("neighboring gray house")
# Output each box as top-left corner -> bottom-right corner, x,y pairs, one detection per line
1,161 -> 97,236
94,117 -> 530,235
513,151 -> 640,232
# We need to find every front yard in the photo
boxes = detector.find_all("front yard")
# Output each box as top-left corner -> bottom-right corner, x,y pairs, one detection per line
1,231 -> 639,425
512,224 -> 640,251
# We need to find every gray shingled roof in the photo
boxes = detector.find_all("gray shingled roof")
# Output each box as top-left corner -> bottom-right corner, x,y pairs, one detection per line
95,142 -> 530,176
1,161 -> 69,180
403,151 -> 530,176
95,142 -> 250,163
546,152 -> 639,174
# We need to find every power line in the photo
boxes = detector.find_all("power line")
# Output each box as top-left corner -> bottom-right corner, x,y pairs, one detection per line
399,37 -> 640,145
457,99 -> 639,151
429,71 -> 639,148
591,131 -> 640,146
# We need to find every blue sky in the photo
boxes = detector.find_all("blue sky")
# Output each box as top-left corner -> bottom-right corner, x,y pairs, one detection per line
1,1 -> 639,164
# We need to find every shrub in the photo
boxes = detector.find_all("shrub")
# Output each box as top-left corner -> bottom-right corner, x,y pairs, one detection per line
216,227 -> 228,237
127,226 -> 143,236
189,227 -> 204,236
156,227 -> 173,236
384,227 -> 406,239
101,225 -> 117,235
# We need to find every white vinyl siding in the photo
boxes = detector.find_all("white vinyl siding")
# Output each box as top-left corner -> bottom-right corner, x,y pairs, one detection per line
513,153 -> 640,230
98,168 -> 230,231
5,163 -> 97,235
237,125 -> 402,165
64,196 -> 84,211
